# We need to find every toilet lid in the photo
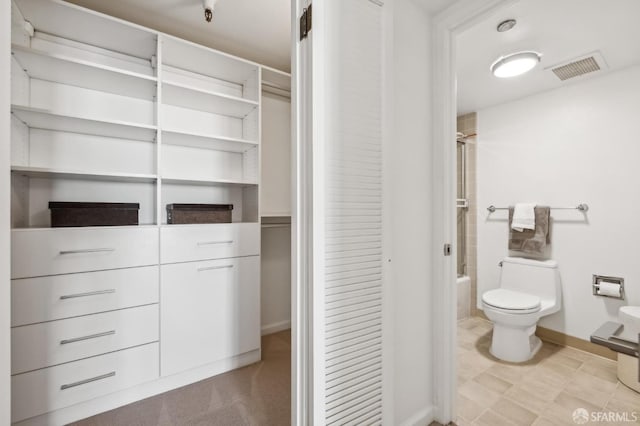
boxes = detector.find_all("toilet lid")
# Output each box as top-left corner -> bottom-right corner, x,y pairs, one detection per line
482,289 -> 541,311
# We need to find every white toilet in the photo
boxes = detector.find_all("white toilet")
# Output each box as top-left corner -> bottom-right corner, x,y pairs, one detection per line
482,257 -> 561,363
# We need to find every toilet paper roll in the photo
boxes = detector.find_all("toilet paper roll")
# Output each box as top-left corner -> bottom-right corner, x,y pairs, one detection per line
598,281 -> 622,297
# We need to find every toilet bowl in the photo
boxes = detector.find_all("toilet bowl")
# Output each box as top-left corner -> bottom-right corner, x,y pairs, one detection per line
482,257 -> 561,363
617,306 -> 640,393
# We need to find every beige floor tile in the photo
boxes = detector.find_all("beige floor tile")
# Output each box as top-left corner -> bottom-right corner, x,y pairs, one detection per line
486,363 -> 528,385
457,319 -> 633,426
459,350 -> 495,374
542,402 -> 588,426
491,398 -> 537,426
604,396 -> 640,418
553,392 -> 601,413
459,380 -> 503,407
543,352 -> 583,370
528,362 -> 575,387
504,384 -> 554,414
530,417 -> 559,426
554,346 -> 600,363
457,394 -> 487,422
613,382 -> 640,405
473,372 -> 513,394
471,409 -> 515,426
563,370 -> 618,408
578,358 -> 618,384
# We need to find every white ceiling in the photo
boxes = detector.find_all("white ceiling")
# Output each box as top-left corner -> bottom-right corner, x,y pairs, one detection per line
415,0 -> 455,15
67,0 -> 291,72
456,0 -> 640,114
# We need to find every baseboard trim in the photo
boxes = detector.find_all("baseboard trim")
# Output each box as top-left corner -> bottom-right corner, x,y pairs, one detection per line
398,405 -> 435,426
535,325 -> 616,360
261,320 -> 291,336
473,312 -> 616,360
15,349 -> 262,426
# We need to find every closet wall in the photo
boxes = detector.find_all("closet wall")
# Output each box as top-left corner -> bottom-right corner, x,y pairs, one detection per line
260,90 -> 292,335
1,0 -> 11,424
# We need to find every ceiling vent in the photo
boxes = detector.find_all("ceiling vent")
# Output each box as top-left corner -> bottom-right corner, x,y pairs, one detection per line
547,52 -> 608,81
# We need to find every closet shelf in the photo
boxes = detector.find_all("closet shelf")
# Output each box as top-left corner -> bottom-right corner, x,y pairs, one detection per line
162,80 -> 258,118
11,166 -> 158,183
161,176 -> 258,187
11,105 -> 157,142
161,128 -> 257,152
11,44 -> 157,100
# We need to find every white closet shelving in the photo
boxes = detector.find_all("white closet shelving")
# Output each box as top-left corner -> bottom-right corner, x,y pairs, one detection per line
159,35 -> 260,224
8,0 -> 268,424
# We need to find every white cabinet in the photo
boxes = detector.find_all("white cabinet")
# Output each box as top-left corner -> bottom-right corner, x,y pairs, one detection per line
12,343 -> 159,423
160,223 -> 260,264
12,304 -> 158,375
11,226 -> 159,278
160,256 -> 260,377
11,266 -> 159,327
8,0 -> 267,422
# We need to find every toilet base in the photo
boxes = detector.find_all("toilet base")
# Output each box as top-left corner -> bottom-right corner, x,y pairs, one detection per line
490,323 -> 542,363
617,353 -> 640,393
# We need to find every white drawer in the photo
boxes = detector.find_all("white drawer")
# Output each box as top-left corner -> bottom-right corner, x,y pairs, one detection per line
12,304 -> 158,375
160,256 -> 260,376
160,223 -> 259,264
11,226 -> 159,279
11,266 -> 159,327
12,343 -> 159,423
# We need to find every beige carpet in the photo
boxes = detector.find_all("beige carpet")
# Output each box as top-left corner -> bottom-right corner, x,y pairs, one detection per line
70,330 -> 291,426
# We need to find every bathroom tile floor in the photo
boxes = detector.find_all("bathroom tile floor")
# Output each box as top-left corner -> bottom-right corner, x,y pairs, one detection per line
456,317 -> 640,426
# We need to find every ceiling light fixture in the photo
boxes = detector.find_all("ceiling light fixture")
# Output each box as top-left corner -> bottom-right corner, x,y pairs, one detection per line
497,19 -> 516,32
203,0 -> 218,23
490,51 -> 541,78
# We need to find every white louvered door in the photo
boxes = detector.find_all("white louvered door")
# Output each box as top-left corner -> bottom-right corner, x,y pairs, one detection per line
294,0 -> 384,424
323,1 -> 383,425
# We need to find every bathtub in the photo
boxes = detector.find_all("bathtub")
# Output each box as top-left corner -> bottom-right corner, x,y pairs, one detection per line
457,275 -> 471,319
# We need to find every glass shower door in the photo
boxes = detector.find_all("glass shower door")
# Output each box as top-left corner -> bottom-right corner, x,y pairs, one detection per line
457,141 -> 468,277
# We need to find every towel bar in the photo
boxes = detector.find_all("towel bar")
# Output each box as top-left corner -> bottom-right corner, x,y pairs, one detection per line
486,204 -> 588,213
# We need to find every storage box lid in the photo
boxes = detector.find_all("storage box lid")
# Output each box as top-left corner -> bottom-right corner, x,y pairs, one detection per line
166,204 -> 233,211
48,202 -> 140,209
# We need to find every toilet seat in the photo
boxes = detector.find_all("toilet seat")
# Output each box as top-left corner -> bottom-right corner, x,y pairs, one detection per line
482,289 -> 541,314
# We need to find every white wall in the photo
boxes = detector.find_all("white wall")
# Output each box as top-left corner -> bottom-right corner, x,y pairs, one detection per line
260,92 -> 292,334
261,92 -> 292,217
0,0 -> 10,422
388,0 -> 434,423
477,65 -> 640,340
261,225 -> 292,334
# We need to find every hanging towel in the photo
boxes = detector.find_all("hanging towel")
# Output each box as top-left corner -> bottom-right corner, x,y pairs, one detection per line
509,206 -> 551,255
511,203 -> 536,232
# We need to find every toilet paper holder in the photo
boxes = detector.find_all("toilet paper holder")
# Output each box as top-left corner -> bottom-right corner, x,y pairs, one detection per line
592,274 -> 625,300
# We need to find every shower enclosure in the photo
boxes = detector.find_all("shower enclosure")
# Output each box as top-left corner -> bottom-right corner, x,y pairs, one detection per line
456,140 -> 468,277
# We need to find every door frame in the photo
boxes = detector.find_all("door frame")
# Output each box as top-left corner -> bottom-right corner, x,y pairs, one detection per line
431,0 -> 518,423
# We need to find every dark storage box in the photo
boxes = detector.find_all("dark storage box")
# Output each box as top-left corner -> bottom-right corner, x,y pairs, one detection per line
166,204 -> 233,224
49,202 -> 140,227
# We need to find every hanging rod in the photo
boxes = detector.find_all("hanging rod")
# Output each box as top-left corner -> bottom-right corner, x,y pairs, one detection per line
487,204 -> 589,213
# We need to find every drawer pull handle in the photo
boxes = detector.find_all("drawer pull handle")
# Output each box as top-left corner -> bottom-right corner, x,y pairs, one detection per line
59,248 -> 115,255
198,264 -> 234,272
197,240 -> 233,246
60,289 -> 116,300
60,371 -> 116,390
60,330 -> 116,345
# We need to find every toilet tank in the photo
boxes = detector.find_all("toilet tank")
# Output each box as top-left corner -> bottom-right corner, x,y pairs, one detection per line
499,257 -> 560,302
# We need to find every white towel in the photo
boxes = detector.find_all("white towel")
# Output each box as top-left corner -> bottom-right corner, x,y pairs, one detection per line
511,203 -> 536,232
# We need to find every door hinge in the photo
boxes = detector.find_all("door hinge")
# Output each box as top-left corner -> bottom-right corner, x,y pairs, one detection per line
444,244 -> 452,256
300,4 -> 312,41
